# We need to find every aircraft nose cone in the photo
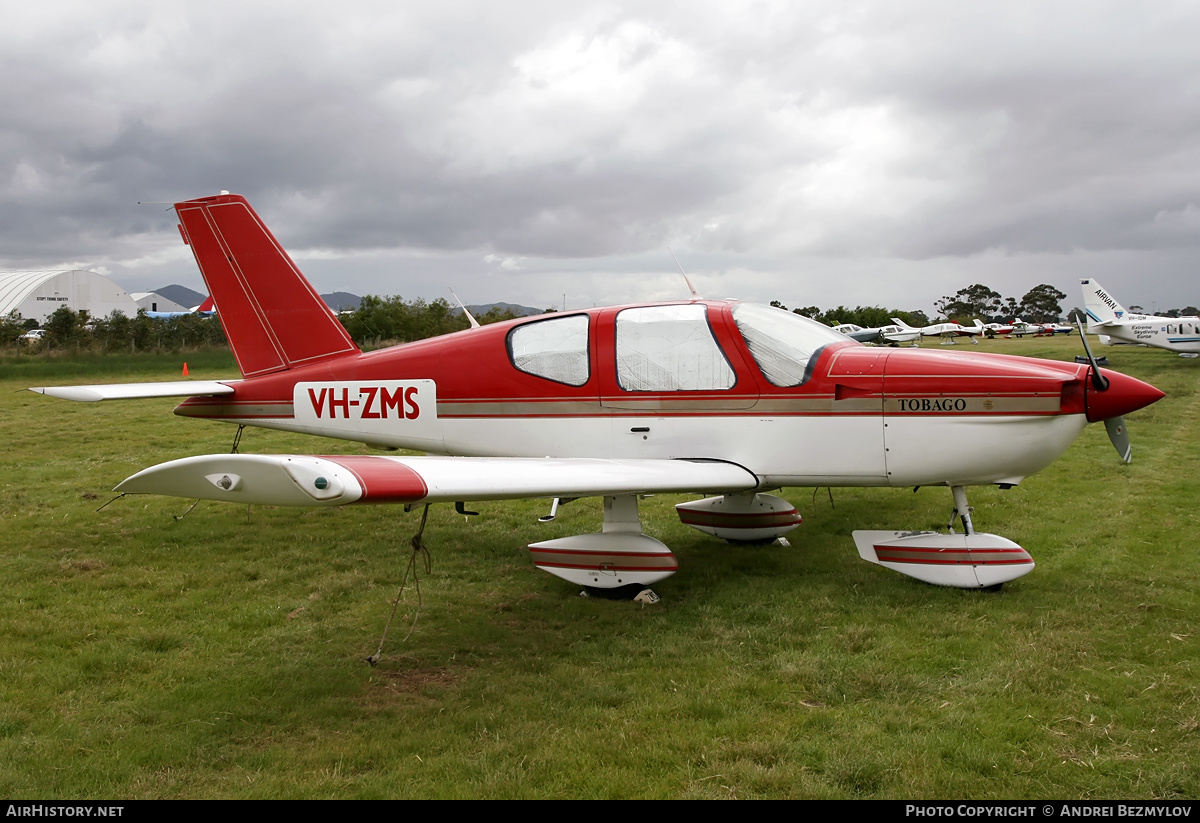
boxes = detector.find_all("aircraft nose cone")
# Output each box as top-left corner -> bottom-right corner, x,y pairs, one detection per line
1085,368 -> 1165,422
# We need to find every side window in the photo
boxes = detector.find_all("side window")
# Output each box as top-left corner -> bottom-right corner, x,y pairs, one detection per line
615,305 -> 735,391
732,303 -> 847,387
508,314 -> 590,386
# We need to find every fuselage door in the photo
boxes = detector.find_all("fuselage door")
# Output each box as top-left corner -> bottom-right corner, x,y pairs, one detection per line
597,304 -> 757,411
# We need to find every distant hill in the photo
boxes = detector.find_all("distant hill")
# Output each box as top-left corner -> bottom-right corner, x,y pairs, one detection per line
321,292 -> 361,311
154,285 -> 206,309
463,302 -> 545,317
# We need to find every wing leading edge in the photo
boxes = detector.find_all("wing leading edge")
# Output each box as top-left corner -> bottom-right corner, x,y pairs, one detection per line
29,381 -> 236,402
114,454 -> 761,507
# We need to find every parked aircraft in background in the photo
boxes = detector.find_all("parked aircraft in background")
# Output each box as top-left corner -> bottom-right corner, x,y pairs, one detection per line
831,322 -> 921,345
1082,278 -> 1200,356
144,295 -> 216,320
29,195 -> 1164,595
892,317 -> 986,344
1013,318 -> 1073,336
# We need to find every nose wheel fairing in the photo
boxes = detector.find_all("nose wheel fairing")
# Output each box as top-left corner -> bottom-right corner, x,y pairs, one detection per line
852,530 -> 1035,588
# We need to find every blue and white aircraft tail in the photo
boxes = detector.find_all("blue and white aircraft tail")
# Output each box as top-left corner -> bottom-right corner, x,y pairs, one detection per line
1081,278 -> 1200,355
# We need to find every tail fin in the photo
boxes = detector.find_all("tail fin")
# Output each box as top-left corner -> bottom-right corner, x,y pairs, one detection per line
1080,278 -> 1128,330
175,194 -> 360,378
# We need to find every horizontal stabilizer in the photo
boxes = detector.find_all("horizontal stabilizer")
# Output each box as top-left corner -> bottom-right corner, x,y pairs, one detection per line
114,454 -> 760,507
29,381 -> 236,402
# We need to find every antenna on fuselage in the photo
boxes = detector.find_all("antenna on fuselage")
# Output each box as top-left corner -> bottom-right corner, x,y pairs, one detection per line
448,288 -> 480,329
668,247 -> 700,300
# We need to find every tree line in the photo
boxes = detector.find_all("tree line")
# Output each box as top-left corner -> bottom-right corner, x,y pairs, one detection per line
1,306 -> 228,352
772,283 -> 1198,328
7,284 -> 1195,355
772,284 -> 1074,328
1,296 -> 535,354
339,296 -> 533,347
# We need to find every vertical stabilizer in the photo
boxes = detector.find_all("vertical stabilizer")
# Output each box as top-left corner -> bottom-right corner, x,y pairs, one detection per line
1080,278 -> 1129,330
175,194 -> 360,377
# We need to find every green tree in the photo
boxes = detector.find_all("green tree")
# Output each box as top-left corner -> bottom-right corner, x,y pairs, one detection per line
475,306 -> 525,325
0,311 -> 25,346
92,310 -> 133,352
935,284 -> 1002,322
1019,284 -> 1067,323
43,307 -> 90,349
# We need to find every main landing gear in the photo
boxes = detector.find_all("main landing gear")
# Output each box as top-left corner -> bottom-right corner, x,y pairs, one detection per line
527,491 -> 803,599
527,494 -> 677,596
852,485 -> 1035,589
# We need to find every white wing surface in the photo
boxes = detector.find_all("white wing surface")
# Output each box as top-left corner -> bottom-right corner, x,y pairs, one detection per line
114,454 -> 760,507
29,381 -> 236,402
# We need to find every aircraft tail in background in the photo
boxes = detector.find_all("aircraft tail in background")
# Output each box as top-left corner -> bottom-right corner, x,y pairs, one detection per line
175,194 -> 361,378
1080,278 -> 1129,329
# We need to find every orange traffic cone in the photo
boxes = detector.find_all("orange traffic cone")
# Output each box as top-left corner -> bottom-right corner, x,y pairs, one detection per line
182,362 -> 189,377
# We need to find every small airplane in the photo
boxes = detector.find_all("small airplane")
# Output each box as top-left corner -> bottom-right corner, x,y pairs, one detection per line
30,194 -> 1164,595
831,322 -> 921,345
143,295 -> 217,320
891,317 -> 987,344
1012,318 -> 1073,337
1082,278 -> 1200,356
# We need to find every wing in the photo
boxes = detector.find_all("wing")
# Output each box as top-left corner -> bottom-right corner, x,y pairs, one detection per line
29,381 -> 236,402
114,454 -> 761,507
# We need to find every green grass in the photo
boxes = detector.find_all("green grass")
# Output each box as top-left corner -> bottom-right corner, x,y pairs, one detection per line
0,337 -> 1196,798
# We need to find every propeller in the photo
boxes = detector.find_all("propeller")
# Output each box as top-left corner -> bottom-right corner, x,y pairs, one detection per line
1076,317 -> 1130,463
1105,417 -> 1131,463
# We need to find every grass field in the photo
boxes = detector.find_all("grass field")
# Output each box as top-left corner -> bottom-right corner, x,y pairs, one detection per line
1,338 -> 1196,799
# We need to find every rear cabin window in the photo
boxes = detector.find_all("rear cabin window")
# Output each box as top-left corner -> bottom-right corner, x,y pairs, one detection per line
508,314 -> 590,386
615,305 -> 735,391
732,303 -> 848,387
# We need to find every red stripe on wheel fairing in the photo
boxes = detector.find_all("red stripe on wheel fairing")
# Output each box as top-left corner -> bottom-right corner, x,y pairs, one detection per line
874,545 -> 1033,566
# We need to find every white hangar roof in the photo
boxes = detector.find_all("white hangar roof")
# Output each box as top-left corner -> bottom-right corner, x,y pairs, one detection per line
0,270 -> 140,324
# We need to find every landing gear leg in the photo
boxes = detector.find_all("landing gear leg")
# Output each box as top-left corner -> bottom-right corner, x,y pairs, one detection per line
528,494 -> 675,597
949,485 -> 975,535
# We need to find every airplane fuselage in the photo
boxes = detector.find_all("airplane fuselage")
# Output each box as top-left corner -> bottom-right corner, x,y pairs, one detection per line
173,299 -> 1137,491
1090,314 -> 1200,353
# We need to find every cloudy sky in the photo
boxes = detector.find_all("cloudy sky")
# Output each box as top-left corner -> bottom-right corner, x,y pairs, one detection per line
3,0 -> 1199,315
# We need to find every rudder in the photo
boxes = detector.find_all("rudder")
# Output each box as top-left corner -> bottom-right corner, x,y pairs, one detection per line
175,194 -> 360,377
1080,278 -> 1128,329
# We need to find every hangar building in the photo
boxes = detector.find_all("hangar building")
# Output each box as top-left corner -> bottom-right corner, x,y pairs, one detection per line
0,270 -> 140,325
131,292 -> 188,313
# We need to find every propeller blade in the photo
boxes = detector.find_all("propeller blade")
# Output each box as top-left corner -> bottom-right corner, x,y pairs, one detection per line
1075,317 -> 1109,391
1105,416 -> 1131,463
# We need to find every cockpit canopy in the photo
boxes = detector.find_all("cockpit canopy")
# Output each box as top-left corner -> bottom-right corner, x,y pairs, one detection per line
507,302 -> 850,390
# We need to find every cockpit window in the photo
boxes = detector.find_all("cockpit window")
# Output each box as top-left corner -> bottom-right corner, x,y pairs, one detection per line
616,305 -> 735,391
733,303 -> 848,386
508,314 -> 590,386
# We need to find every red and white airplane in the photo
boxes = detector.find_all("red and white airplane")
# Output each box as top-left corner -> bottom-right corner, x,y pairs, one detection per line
31,194 -> 1164,593
891,317 -> 987,344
